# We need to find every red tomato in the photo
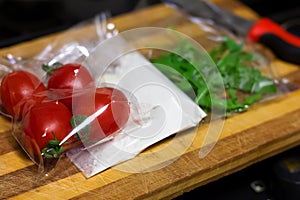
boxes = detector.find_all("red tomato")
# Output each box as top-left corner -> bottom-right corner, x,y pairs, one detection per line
22,101 -> 77,159
94,87 -> 130,136
47,63 -> 95,110
0,70 -> 47,120
73,87 -> 130,142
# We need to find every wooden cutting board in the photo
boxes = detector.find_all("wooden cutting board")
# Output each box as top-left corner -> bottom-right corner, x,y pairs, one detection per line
1,1 -> 300,199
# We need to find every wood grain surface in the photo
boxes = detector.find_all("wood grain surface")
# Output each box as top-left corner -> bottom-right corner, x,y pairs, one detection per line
1,1 -> 300,199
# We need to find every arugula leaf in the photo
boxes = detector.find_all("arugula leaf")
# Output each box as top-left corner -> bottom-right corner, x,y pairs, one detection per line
150,37 -> 277,114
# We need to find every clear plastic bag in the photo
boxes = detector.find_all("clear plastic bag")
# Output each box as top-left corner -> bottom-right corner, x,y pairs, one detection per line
142,4 -> 290,116
0,12 -> 145,177
0,11 -> 207,178
0,61 -> 143,176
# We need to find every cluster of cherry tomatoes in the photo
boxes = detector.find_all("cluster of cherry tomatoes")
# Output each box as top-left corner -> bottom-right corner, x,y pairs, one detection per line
0,63 -> 130,160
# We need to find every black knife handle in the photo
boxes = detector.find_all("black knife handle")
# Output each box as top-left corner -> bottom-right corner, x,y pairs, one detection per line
248,18 -> 300,65
259,34 -> 300,65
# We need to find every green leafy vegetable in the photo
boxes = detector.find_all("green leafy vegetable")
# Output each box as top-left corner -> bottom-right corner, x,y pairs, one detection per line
150,37 -> 277,114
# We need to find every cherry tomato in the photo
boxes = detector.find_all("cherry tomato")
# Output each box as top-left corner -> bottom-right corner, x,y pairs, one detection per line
0,70 -> 47,120
46,63 -> 95,110
94,87 -> 130,136
22,101 -> 77,159
73,87 -> 130,142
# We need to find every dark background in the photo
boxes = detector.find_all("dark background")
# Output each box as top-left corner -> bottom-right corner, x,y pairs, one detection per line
0,0 -> 299,48
0,0 -> 145,47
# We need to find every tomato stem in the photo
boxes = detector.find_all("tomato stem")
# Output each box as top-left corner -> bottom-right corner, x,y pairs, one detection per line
41,135 -> 64,158
42,62 -> 63,76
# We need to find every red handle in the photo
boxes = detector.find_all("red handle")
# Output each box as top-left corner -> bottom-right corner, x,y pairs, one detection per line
247,18 -> 300,47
